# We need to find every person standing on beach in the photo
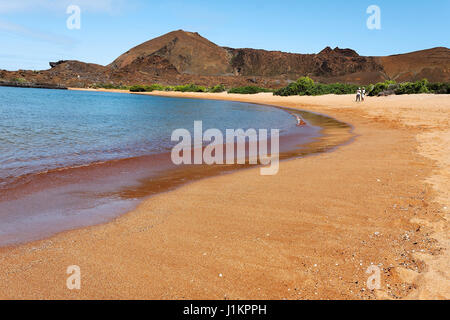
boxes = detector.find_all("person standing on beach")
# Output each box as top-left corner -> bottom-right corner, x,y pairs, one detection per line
361,87 -> 366,101
356,88 -> 361,102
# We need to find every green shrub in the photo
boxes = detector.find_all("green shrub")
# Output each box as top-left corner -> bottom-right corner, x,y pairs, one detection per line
174,84 -> 206,92
274,77 -> 316,96
394,82 -> 414,95
391,79 -> 429,95
367,80 -> 396,96
227,86 -> 272,94
208,84 -> 226,93
274,82 -> 300,96
295,76 -> 315,95
12,77 -> 27,84
93,83 -> 130,90
147,84 -> 165,91
426,82 -> 450,94
129,85 -> 148,92
274,77 -> 358,96
369,79 -> 450,96
322,83 -> 359,95
129,84 -> 165,92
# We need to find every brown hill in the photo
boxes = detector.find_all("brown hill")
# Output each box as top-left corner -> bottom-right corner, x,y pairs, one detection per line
377,47 -> 450,83
225,46 -> 384,82
1,30 -> 449,88
110,30 -> 234,76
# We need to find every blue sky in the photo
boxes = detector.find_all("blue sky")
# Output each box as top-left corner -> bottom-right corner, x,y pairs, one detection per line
0,0 -> 448,71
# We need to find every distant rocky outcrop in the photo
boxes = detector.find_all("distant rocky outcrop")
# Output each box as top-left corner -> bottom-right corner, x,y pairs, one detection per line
49,60 -> 68,68
319,47 -> 359,57
1,30 -> 449,88
0,79 -> 67,90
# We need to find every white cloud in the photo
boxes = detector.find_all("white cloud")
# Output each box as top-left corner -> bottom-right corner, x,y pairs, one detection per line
0,19 -> 75,45
0,0 -> 126,14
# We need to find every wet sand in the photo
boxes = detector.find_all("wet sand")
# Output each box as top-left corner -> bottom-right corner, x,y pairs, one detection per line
0,91 -> 448,299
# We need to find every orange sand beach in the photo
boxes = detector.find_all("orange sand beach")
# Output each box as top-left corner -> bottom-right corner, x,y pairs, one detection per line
0,90 -> 448,299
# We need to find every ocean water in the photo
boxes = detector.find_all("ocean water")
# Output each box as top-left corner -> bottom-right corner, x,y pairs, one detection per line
0,87 -> 298,185
0,87 -> 320,246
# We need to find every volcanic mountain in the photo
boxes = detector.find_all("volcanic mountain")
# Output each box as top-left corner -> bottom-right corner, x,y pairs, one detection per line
1,30 -> 449,88
110,30 -> 234,76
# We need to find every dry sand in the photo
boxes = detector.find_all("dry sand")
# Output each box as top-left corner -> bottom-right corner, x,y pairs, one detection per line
0,91 -> 448,299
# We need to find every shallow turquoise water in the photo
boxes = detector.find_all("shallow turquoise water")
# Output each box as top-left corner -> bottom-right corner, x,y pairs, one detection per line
0,87 -> 301,184
0,87 -> 319,246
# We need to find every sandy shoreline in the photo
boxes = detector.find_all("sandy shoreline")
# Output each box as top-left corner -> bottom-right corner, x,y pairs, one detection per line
0,90 -> 448,299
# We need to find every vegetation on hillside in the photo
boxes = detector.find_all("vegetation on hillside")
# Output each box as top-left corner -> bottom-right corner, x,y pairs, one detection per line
92,78 -> 449,96
127,83 -> 226,93
208,84 -> 227,93
127,83 -> 270,94
174,84 -> 206,92
91,83 -> 131,90
11,77 -> 28,84
274,77 -> 358,96
227,86 -> 272,94
274,77 -> 449,97
367,79 -> 449,96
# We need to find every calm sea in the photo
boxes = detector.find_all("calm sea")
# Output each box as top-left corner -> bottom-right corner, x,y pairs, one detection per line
0,87 -> 299,185
0,87 -> 320,246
